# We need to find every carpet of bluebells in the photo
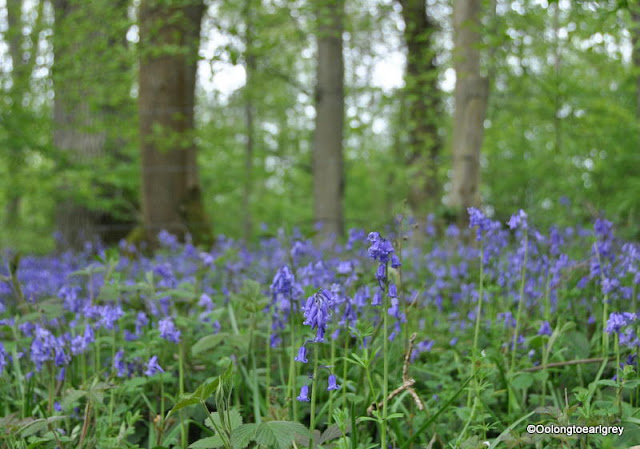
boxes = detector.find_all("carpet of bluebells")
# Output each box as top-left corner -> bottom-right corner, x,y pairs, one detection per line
1,209 -> 640,449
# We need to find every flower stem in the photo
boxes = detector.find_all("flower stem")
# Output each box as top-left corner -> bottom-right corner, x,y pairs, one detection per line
381,281 -> 389,449
327,335 -> 336,425
511,234 -> 528,373
309,346 -> 320,449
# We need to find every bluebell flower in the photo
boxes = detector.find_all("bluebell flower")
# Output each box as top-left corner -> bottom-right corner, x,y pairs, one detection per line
605,312 -> 637,334
159,317 -> 181,343
372,289 -> 382,306
0,343 -> 7,375
114,349 -> 126,377
54,402 -> 62,412
507,209 -> 528,231
136,312 -> 149,334
297,385 -> 310,402
327,374 -> 340,391
367,232 -> 395,263
144,356 -> 164,376
302,289 -> 335,342
70,325 -> 94,356
295,345 -> 308,363
538,321 -> 552,336
99,305 -> 124,330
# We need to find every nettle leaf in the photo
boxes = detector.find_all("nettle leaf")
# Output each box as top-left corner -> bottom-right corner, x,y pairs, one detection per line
253,421 -> 310,449
294,429 -> 320,448
318,424 -> 344,444
60,389 -> 87,410
20,416 -> 67,437
230,423 -> 259,449
189,436 -> 225,449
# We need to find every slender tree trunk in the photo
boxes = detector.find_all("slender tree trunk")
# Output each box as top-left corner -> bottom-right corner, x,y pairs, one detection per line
313,0 -> 345,238
52,0 -> 134,249
52,0 -> 106,248
5,0 -> 43,229
398,0 -> 442,216
243,0 -> 257,243
450,0 -> 489,223
138,0 -> 213,247
632,8 -> 640,124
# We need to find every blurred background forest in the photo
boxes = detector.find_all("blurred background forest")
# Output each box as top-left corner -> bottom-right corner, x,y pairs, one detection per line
1,0 -> 639,253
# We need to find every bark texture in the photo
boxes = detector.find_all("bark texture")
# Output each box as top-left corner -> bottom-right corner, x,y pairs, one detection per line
243,0 -> 256,242
52,0 -> 134,249
313,0 -> 345,238
138,0 -> 213,247
632,8 -> 640,122
398,0 -> 442,215
450,0 -> 489,223
5,0 -> 43,228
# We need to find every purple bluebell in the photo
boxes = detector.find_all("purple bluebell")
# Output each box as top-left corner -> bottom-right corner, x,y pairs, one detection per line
367,232 -> 395,263
0,343 -> 7,375
99,305 -> 124,330
327,374 -> 340,391
295,345 -> 308,363
159,317 -> 181,343
372,289 -> 383,306
114,349 -> 126,377
605,312 -> 637,334
507,209 -> 528,231
144,356 -> 164,376
296,385 -> 310,402
538,321 -> 552,336
302,289 -> 335,342
70,325 -> 94,356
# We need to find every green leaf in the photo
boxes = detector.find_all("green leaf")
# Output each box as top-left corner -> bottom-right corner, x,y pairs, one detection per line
193,377 -> 223,402
167,395 -> 201,417
596,379 -> 619,388
205,409 -> 243,432
253,421 -> 310,449
20,416 -> 67,437
60,389 -> 87,410
192,334 -> 249,356
189,436 -> 225,449
511,373 -> 534,390
318,424 -> 344,445
230,423 -> 259,449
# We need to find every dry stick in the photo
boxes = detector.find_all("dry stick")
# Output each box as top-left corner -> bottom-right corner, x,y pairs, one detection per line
367,333 -> 424,415
78,400 -> 92,448
522,357 -> 612,373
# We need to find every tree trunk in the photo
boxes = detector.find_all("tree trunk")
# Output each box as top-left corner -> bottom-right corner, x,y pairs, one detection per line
398,0 -> 442,216
5,0 -> 43,229
313,0 -> 345,238
242,0 -> 257,243
632,8 -> 640,124
138,0 -> 213,247
450,0 -> 489,224
52,0 -> 134,249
